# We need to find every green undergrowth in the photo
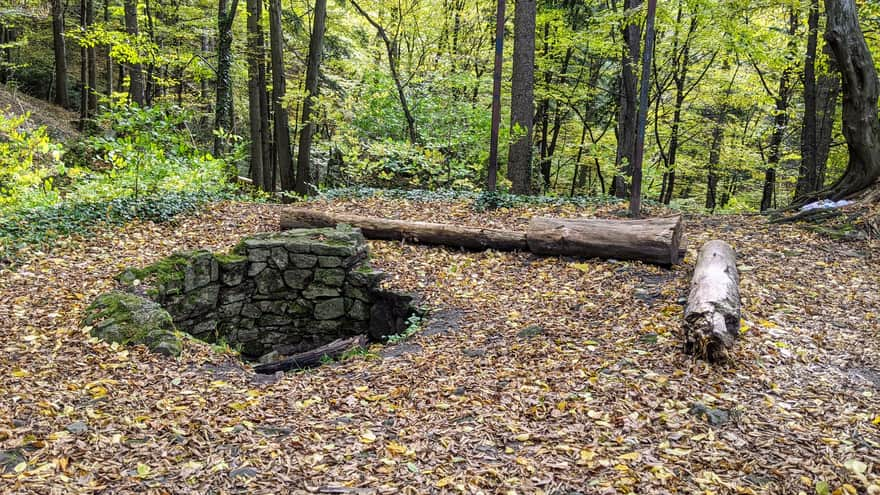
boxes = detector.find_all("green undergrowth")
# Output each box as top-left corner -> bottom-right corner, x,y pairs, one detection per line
316,187 -> 624,211
0,190 -> 239,265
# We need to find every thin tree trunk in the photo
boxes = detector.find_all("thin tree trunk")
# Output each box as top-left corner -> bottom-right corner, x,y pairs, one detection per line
631,0 -> 657,218
508,0 -> 536,195
246,0 -> 266,190
269,0 -> 294,194
796,0 -> 820,200
86,0 -> 97,114
296,0 -> 327,195
612,0 -> 642,198
487,0 -> 506,192
214,0 -> 239,156
815,49 -> 840,189
51,0 -> 70,107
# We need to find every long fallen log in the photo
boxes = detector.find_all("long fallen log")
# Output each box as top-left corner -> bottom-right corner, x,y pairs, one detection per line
280,208 -> 683,266
253,335 -> 367,374
527,216 -> 683,266
683,240 -> 741,361
280,208 -> 528,251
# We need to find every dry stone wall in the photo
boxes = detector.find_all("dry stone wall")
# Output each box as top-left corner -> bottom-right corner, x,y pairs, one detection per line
93,226 -> 414,360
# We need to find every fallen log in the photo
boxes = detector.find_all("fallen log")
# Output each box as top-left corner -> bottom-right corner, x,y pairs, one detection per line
684,240 -> 740,361
527,216 -> 683,266
280,208 -> 528,251
253,335 -> 367,374
280,208 -> 684,266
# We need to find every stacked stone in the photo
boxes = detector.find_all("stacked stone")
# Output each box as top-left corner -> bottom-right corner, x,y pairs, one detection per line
126,226 -> 386,359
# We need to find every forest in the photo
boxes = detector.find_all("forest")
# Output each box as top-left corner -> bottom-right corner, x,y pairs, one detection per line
0,0 -> 879,493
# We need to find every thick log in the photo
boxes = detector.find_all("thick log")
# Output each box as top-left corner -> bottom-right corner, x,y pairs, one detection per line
253,335 -> 367,374
280,208 -> 529,251
526,216 -> 683,266
683,240 -> 740,361
280,208 -> 683,266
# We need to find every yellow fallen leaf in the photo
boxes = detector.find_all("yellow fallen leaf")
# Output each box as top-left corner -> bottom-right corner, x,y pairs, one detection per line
11,368 -> 29,378
663,447 -> 691,456
514,433 -> 530,442
386,441 -> 409,456
618,451 -> 641,461
435,477 -> 453,488
359,430 -> 377,444
844,459 -> 867,475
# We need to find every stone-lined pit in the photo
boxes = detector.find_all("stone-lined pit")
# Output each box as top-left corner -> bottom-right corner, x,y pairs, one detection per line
84,226 -> 416,361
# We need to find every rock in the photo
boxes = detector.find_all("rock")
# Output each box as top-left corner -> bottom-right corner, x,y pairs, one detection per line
302,284 -> 341,299
0,449 -> 25,473
65,421 -> 88,435
347,300 -> 371,320
182,250 -> 218,291
689,403 -> 731,426
254,268 -> 285,294
247,247 -> 270,262
289,253 -> 317,268
229,467 -> 259,479
166,284 -> 219,320
219,302 -> 243,319
257,350 -> 283,365
83,292 -> 182,356
317,256 -> 342,268
217,254 -> 247,286
248,262 -> 267,277
463,348 -> 487,357
314,298 -> 346,320
314,268 -> 345,287
282,269 -> 312,290
286,299 -> 312,316
241,304 -> 262,319
517,325 -> 544,339
269,247 -> 288,270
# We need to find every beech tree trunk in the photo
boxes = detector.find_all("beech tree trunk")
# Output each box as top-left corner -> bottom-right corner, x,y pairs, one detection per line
795,0 -> 821,200
246,0 -> 268,190
280,209 -> 683,266
269,0 -> 293,194
253,335 -> 367,374
123,0 -> 145,106
508,0 -> 536,195
684,240 -> 740,361
296,0 -> 327,195
612,0 -> 642,199
51,0 -> 69,108
824,0 -> 880,199
214,0 -> 239,156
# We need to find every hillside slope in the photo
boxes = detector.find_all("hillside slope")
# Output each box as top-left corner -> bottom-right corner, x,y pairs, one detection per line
0,84 -> 79,140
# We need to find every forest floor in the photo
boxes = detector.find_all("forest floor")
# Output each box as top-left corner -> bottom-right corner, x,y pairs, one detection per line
0,197 -> 878,494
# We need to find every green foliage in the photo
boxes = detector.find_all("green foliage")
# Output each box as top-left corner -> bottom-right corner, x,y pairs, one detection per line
0,112 -> 65,210
386,314 -> 423,345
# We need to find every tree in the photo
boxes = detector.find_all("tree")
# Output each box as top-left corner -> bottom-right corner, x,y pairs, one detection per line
269,0 -> 294,194
296,0 -> 328,195
508,0 -> 536,195
487,0 -> 506,192
612,0 -> 642,199
795,0 -> 821,200
51,0 -> 69,108
123,0 -> 145,106
214,0 -> 239,156
246,0 -> 270,191
822,0 -> 880,199
630,0 -> 656,218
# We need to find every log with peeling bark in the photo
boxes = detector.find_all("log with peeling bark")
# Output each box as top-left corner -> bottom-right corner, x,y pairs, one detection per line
280,208 -> 528,251
683,240 -> 741,361
253,335 -> 367,374
526,216 -> 683,266
280,208 -> 684,266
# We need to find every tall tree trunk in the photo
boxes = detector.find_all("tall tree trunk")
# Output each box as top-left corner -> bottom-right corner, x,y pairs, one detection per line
508,0 -> 536,195
86,0 -> 97,114
247,0 -> 268,190
795,0 -> 820,200
631,0 -> 656,218
815,49 -> 840,190
760,9 -> 797,211
144,0 -> 156,105
104,0 -> 112,97
612,0 -> 642,198
823,0 -> 880,198
296,0 -> 327,195
705,110 -> 725,211
487,0 -> 506,192
78,0 -> 88,126
123,0 -> 145,106
269,0 -> 294,194
51,0 -> 69,107
214,0 -> 239,156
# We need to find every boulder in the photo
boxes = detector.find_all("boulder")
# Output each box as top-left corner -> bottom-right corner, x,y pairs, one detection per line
83,291 -> 182,356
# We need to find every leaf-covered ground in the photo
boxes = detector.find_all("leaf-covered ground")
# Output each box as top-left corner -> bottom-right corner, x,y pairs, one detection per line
0,198 -> 878,494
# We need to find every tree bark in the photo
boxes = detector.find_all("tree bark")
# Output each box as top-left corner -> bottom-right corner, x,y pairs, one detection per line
823,0 -> 880,199
86,0 -> 97,114
51,0 -> 69,108
214,0 -> 239,156
253,335 -> 367,374
527,215 -> 682,266
487,0 -> 506,192
296,0 -> 327,195
631,0 -> 657,217
508,0 -> 536,195
684,240 -> 740,362
123,0 -> 145,106
269,0 -> 294,194
795,0 -> 821,200
612,0 -> 642,199
280,209 -> 683,266
246,0 -> 268,190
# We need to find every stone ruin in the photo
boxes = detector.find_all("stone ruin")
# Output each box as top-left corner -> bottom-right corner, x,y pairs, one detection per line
82,226 -> 417,362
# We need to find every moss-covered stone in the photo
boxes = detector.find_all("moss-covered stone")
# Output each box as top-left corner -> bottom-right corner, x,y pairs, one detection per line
314,268 -> 346,287
83,291 -> 182,357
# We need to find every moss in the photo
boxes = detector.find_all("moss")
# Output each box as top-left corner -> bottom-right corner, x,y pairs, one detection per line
214,252 -> 247,264
83,291 -> 182,357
